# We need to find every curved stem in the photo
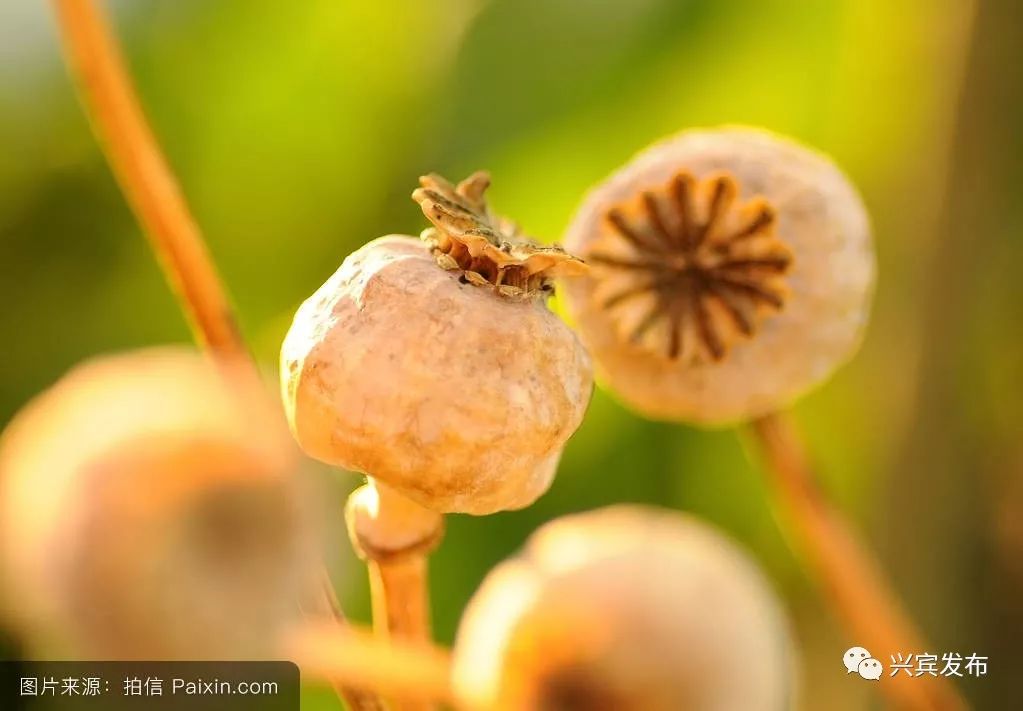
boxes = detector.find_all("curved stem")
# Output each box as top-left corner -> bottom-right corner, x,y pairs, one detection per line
749,412 -> 969,711
286,621 -> 454,706
305,570 -> 389,711
49,3 -> 385,709
52,0 -> 248,364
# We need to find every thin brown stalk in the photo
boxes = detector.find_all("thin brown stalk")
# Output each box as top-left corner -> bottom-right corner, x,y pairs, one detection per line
749,412 -> 969,711
51,0 -> 248,364
369,558 -> 434,711
49,3 -> 386,708
369,557 -> 432,645
306,570 -> 389,711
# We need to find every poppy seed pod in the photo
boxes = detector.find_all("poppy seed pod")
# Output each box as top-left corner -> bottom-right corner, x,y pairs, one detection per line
0,348 -> 317,660
562,128 -> 874,424
281,172 -> 593,515
453,506 -> 794,711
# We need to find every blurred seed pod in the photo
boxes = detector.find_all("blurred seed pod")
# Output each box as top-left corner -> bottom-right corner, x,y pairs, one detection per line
562,127 -> 874,424
281,173 -> 593,515
0,347 -> 319,660
453,506 -> 795,711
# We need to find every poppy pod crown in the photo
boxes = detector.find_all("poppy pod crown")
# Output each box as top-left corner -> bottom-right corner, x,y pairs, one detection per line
561,127 -> 874,424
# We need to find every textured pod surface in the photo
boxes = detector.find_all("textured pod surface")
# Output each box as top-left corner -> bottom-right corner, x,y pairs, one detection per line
453,505 -> 794,711
0,348 -> 315,659
281,236 -> 593,515
562,127 -> 874,424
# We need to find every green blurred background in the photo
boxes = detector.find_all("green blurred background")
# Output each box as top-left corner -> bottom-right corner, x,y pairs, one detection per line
1,0 -> 1020,708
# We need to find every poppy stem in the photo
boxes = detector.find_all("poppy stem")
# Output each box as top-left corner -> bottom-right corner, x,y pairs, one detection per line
749,412 -> 969,711
347,480 -> 444,711
49,3 -> 385,709
51,0 -> 248,365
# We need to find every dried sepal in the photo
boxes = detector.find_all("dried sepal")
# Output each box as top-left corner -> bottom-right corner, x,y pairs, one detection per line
413,171 -> 587,299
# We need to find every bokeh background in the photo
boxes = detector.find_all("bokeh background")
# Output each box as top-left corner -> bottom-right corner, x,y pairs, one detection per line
1,0 -> 1020,708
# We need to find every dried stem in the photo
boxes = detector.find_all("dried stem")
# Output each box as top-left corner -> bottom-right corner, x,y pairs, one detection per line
51,0 -> 248,365
49,2 -> 386,709
749,412 -> 969,711
367,556 -> 436,711
347,481 -> 444,711
369,557 -> 432,644
285,621 -> 454,706
304,570 -> 389,711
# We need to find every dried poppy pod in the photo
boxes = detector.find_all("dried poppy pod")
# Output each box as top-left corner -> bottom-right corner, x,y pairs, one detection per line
562,127 -> 874,423
281,172 -> 593,515
0,347 -> 317,660
453,506 -> 794,711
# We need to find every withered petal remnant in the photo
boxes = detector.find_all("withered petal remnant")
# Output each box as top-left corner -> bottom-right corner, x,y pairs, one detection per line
413,172 -> 587,300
